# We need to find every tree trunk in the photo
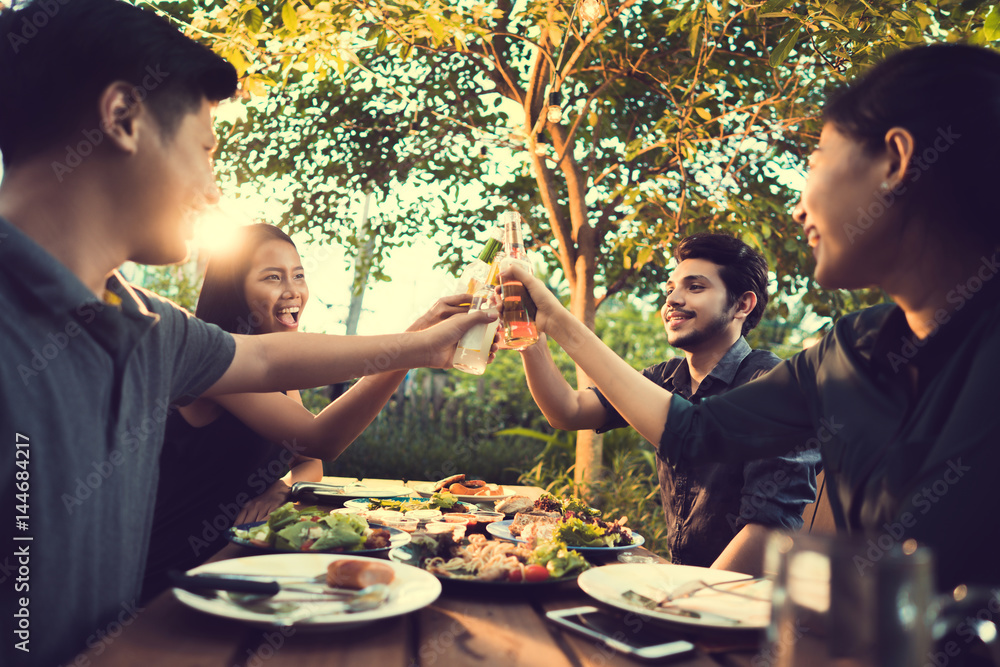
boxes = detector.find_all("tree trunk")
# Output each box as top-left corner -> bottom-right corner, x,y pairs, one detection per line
523,27 -> 605,483
345,192 -> 375,337
573,363 -> 604,484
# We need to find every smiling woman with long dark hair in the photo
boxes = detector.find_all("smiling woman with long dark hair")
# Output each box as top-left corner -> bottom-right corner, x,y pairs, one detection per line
142,223 -> 474,600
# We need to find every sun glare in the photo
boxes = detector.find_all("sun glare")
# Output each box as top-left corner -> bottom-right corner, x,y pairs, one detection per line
192,198 -> 255,258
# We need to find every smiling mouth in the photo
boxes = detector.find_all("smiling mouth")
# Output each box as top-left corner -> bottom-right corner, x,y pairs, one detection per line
665,311 -> 693,327
805,227 -> 820,248
275,306 -> 300,327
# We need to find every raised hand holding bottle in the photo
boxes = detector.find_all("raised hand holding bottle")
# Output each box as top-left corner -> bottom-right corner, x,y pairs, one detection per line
497,211 -> 539,350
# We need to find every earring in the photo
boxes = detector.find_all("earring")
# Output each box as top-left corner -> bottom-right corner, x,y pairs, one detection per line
879,181 -> 891,191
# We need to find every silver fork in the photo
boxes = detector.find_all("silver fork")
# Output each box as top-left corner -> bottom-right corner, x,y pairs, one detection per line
659,576 -> 768,604
229,583 -> 390,627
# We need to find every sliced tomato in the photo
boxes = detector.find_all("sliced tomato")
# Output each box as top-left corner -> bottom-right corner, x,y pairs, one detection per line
523,564 -> 549,583
301,539 -> 316,551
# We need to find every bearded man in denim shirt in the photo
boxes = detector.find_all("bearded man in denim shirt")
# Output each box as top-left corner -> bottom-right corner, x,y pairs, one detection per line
519,233 -> 820,574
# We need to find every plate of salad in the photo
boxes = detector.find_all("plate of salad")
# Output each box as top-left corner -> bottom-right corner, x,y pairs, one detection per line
486,519 -> 644,551
229,503 -> 410,554
485,492 -> 643,550
388,531 -> 590,586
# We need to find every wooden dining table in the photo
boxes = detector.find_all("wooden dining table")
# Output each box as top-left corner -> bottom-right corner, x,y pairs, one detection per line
77,478 -> 772,667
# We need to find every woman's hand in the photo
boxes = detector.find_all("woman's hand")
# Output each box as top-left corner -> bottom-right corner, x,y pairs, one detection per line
406,293 -> 474,332
417,309 -> 498,369
234,480 -> 291,525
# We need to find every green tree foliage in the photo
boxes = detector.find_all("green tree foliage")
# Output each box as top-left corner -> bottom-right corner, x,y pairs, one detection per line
148,0 -> 993,477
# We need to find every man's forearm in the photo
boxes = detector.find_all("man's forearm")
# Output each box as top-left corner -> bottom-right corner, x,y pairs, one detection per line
542,309 -> 672,445
206,331 -> 431,397
520,335 -> 603,431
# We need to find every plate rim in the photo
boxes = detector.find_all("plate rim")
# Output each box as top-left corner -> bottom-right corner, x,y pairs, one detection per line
173,552 -> 441,628
577,562 -> 771,630
485,519 -> 645,551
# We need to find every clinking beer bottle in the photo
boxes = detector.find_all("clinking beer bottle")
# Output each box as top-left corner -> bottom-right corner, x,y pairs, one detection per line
497,210 -> 539,350
451,285 -> 500,375
456,224 -> 504,295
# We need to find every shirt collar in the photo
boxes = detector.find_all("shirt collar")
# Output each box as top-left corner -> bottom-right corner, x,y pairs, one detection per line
665,336 -> 752,396
0,217 -> 159,338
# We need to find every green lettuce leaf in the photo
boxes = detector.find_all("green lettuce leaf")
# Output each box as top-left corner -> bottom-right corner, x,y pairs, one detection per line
553,517 -> 613,547
529,540 -> 590,578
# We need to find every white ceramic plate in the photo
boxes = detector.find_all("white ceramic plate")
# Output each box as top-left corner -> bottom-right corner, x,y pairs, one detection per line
577,563 -> 773,629
291,481 -> 415,500
485,520 -> 645,551
173,553 -> 441,630
411,481 -> 513,503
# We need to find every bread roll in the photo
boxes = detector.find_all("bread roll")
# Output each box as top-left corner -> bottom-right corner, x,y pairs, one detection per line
326,559 -> 395,589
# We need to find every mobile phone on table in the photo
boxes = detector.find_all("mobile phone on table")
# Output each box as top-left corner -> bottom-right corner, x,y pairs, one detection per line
546,606 -> 696,661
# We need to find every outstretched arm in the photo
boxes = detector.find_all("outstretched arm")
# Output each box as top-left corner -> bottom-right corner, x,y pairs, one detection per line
202,306 -> 495,397
209,295 -> 479,460
507,264 -> 673,446
519,333 -> 608,431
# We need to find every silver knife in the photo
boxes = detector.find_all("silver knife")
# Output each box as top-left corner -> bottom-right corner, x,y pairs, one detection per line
169,571 -> 355,597
622,590 -> 744,626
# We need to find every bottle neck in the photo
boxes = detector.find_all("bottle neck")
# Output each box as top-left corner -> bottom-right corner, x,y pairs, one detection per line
477,236 -> 503,263
502,212 -> 527,260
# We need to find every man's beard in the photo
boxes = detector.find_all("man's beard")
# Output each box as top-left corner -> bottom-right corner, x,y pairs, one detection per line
667,310 -> 732,351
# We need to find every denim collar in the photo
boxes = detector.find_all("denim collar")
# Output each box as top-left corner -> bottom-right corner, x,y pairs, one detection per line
665,336 -> 752,398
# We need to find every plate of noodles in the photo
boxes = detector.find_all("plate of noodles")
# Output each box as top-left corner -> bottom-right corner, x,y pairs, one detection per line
388,532 -> 590,586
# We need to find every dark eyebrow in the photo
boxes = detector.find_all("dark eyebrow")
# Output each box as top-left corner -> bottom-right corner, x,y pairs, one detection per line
666,274 -> 711,287
256,266 -> 305,274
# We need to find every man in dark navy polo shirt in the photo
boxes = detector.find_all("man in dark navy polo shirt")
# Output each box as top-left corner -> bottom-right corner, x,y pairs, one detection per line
519,234 -> 819,573
0,2 -> 493,665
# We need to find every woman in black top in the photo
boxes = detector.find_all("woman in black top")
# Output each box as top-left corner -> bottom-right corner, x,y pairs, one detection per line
143,224 -> 472,599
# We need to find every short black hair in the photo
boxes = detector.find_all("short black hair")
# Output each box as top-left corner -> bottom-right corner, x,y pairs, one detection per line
673,233 -> 769,336
823,44 -> 1000,247
196,224 -> 298,335
0,0 -> 237,167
